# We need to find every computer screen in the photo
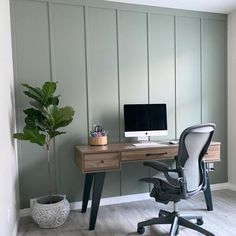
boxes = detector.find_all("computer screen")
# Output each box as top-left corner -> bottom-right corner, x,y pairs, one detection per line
124,104 -> 168,140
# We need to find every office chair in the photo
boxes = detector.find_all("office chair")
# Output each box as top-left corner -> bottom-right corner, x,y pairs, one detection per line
137,123 -> 215,236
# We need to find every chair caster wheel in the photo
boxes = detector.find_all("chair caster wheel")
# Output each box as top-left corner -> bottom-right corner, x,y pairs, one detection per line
197,219 -> 203,225
159,210 -> 167,217
137,226 -> 145,234
159,212 -> 165,217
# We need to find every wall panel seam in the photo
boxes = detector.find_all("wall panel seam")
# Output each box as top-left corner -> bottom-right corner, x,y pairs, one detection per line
116,9 -> 122,196
200,18 -> 203,123
48,3 -> 56,81
147,12 -> 150,104
84,6 -> 91,138
146,12 -> 151,191
174,15 -> 177,139
116,9 -> 121,144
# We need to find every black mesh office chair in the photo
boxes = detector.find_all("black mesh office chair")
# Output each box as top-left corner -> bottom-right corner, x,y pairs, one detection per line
137,123 -> 215,236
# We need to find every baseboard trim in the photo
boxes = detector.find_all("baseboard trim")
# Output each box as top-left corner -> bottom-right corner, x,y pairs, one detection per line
70,192 -> 150,211
13,220 -> 18,236
19,182 -> 233,217
228,183 -> 236,191
20,208 -> 31,218
210,182 -> 230,191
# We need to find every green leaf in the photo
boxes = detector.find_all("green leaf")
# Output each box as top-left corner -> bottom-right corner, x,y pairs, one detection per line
23,91 -> 43,104
22,83 -> 43,97
24,108 -> 46,131
13,128 -> 45,146
48,96 -> 60,106
23,108 -> 44,118
13,133 -> 31,140
42,82 -> 58,106
35,120 -> 47,131
50,106 -> 75,130
48,131 -> 66,139
29,101 -> 44,112
42,81 -> 57,97
23,127 -> 46,146
22,83 -> 43,104
25,115 -> 37,128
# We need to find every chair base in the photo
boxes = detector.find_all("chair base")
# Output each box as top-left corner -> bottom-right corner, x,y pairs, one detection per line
137,210 -> 214,236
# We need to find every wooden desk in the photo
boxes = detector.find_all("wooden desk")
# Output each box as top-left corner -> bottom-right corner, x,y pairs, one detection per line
75,142 -> 220,230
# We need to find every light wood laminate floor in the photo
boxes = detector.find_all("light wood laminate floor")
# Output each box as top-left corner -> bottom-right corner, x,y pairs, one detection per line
18,189 -> 236,236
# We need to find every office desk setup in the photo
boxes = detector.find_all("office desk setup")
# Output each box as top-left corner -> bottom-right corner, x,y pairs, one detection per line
75,141 -> 221,230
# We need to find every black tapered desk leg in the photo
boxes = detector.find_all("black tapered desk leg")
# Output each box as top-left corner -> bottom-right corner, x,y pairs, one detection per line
204,172 -> 213,211
89,172 -> 106,230
81,173 -> 94,213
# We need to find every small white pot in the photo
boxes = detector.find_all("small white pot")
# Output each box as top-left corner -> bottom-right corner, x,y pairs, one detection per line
31,194 -> 70,228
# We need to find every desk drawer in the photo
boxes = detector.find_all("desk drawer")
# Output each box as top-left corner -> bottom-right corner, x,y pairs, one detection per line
84,152 -> 120,172
204,143 -> 221,162
121,147 -> 178,162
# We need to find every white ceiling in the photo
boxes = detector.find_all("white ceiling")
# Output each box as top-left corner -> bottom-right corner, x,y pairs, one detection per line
106,0 -> 236,14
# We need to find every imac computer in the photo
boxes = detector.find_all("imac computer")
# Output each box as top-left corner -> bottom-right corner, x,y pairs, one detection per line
124,104 -> 168,146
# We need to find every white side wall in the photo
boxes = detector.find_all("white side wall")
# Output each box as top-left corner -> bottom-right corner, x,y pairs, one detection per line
228,10 -> 236,186
0,0 -> 19,235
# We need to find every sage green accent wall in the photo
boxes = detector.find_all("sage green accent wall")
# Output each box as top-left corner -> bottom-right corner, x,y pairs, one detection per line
11,0 -> 227,208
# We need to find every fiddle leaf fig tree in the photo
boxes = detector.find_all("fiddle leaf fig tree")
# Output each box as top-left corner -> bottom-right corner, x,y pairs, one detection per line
13,81 -> 75,197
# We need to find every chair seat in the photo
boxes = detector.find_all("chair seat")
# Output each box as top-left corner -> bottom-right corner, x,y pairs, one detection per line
150,177 -> 181,204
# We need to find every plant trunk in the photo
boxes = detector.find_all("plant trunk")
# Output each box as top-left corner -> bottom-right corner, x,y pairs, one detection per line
47,146 -> 52,198
45,135 -> 52,202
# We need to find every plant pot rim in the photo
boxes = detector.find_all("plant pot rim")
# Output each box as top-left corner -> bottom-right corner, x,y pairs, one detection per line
34,194 -> 66,206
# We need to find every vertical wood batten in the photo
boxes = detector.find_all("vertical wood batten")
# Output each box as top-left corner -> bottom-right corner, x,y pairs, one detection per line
200,18 -> 203,124
174,15 -> 177,139
84,6 -> 91,135
116,9 -> 121,145
116,9 -> 122,195
147,12 -> 150,104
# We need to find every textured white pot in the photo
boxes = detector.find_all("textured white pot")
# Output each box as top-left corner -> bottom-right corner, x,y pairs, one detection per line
31,194 -> 70,228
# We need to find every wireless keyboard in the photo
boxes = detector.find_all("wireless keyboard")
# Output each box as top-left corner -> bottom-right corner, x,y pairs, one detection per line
133,142 -> 166,147
169,140 -> 179,144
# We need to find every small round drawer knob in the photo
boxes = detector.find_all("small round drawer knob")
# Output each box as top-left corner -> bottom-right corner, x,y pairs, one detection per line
101,160 -> 104,164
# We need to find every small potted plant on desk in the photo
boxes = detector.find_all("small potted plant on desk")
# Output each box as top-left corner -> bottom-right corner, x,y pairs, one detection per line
89,125 -> 108,146
13,81 -> 75,228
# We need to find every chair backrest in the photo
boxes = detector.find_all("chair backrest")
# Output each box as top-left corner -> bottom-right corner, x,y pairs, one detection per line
176,123 -> 215,195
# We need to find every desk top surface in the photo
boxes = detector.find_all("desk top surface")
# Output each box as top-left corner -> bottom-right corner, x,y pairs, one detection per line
75,141 -> 220,154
